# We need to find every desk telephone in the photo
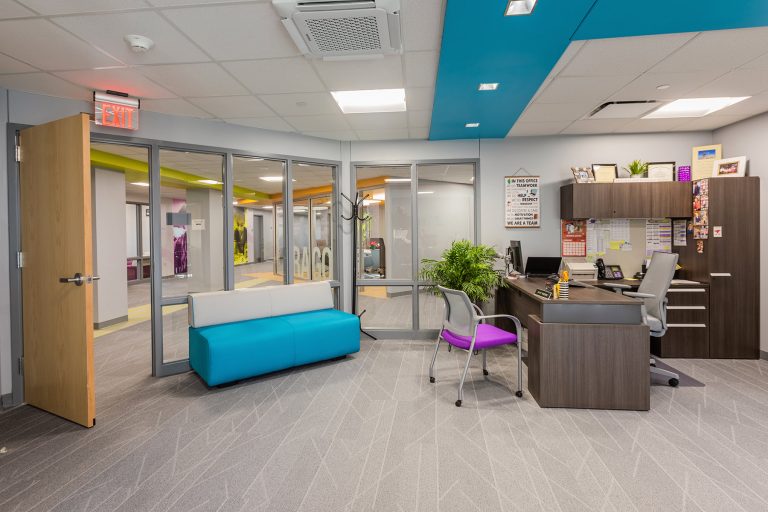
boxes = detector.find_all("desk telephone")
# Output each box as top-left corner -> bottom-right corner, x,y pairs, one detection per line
596,258 -> 624,280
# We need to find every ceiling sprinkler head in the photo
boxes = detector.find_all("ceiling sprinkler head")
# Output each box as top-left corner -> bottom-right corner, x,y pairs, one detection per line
124,34 -> 155,53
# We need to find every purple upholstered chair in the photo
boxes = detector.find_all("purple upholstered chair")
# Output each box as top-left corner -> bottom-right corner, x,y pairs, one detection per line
429,286 -> 523,407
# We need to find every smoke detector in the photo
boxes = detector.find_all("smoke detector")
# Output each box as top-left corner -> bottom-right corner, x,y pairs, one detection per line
124,34 -> 155,54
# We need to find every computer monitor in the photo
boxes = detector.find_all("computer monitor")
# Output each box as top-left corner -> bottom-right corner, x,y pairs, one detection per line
524,256 -> 562,277
507,241 -> 523,273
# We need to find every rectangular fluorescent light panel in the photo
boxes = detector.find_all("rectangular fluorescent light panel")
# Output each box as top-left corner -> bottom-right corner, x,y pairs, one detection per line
131,182 -> 149,187
384,178 -> 410,182
331,88 -> 406,114
478,83 -> 499,91
197,179 -> 222,185
465,122 -> 480,128
505,0 -> 537,16
260,176 -> 283,182
644,97 -> 750,119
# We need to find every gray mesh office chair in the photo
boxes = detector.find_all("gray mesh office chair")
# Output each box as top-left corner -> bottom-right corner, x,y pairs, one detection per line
429,286 -> 524,407
604,252 -> 680,387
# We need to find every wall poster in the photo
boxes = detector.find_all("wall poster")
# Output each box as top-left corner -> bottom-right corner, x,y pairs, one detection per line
561,219 -> 587,257
505,176 -> 540,228
233,207 -> 248,265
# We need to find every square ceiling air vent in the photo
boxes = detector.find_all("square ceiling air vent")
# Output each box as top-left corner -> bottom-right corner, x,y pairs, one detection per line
589,101 -> 659,119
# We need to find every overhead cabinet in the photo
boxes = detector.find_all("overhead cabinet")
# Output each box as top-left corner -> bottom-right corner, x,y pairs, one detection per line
560,182 -> 692,219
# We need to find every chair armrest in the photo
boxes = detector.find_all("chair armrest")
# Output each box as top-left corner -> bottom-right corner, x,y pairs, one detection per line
471,303 -> 485,323
601,283 -> 632,294
623,291 -> 656,299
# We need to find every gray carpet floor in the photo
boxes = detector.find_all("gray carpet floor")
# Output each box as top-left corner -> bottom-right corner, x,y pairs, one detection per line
2,329 -> 768,511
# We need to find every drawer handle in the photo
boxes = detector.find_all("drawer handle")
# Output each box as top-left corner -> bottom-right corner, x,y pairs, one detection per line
667,289 -> 705,293
667,306 -> 705,310
710,273 -> 732,277
668,324 -> 707,328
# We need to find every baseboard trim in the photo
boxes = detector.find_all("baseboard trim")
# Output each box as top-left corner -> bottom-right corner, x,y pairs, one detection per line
761,350 -> 768,361
94,315 -> 128,330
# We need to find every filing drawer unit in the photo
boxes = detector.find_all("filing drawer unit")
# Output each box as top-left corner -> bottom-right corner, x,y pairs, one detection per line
652,285 -> 709,358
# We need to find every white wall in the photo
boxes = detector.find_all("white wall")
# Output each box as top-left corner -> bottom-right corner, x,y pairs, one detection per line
93,168 -> 129,326
714,112 -> 768,353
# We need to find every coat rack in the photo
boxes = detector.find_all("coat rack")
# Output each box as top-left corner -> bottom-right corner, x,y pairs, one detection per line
341,192 -> 377,340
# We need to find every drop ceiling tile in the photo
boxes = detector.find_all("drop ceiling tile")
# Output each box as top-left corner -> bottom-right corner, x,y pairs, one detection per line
407,110 -> 431,128
0,52 -> 36,74
346,112 -> 408,130
0,0 -> 35,18
223,58 -> 325,94
312,56 -> 403,90
401,0 -> 443,52
146,0 -> 236,5
258,92 -> 339,116
741,51 -> 768,69
562,33 -> 694,77
0,19 -> 121,70
284,114 -> 351,131
141,63 -> 248,96
225,117 -> 295,133
404,51 -> 438,88
535,75 -> 635,104
55,68 -> 176,98
187,96 -> 273,118
547,41 -> 586,79
52,11 -> 209,65
0,72 -> 90,99
610,70 -> 724,101
355,128 -> 409,141
519,102 -> 595,122
560,118 -> 632,135
507,120 -> 571,137
614,118 -> 688,134
405,87 -> 434,110
652,27 -> 768,73
710,92 -> 768,117
163,4 -> 300,61
305,130 -> 358,141
671,115 -> 745,131
17,0 -> 150,14
688,68 -> 768,97
409,126 -> 429,139
140,98 -> 212,118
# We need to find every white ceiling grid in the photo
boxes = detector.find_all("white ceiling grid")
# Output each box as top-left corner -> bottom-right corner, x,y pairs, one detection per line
0,0 -> 442,141
511,27 -> 768,137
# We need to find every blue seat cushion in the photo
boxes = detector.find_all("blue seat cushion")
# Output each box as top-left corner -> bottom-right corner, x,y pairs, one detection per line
280,309 -> 360,366
190,316 -> 295,386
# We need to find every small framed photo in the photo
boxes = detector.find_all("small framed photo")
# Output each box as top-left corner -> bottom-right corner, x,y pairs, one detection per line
592,163 -> 617,183
647,162 -> 675,181
571,167 -> 594,183
712,156 -> 747,177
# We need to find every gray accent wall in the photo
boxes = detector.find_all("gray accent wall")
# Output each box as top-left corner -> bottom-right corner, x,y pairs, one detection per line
714,112 -> 768,352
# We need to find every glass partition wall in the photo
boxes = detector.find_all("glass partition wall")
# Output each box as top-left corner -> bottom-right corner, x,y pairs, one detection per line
354,162 -> 477,336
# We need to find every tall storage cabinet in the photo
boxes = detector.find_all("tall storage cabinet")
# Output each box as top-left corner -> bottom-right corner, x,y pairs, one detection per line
675,177 -> 760,359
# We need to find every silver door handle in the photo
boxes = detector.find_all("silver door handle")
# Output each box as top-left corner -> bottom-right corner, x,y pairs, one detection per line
710,273 -> 732,277
60,273 -> 84,286
86,275 -> 100,283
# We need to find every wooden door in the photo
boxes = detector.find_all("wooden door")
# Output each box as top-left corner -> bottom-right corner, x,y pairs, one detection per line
19,113 -> 95,427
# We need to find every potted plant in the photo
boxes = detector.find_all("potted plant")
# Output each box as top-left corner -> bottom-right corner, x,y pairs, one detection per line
420,240 -> 506,307
624,160 -> 648,179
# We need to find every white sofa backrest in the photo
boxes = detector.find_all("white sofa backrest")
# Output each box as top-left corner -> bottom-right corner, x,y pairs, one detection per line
188,281 -> 334,328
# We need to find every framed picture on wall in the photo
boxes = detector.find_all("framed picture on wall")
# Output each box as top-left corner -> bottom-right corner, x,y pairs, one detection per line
712,156 -> 747,177
591,163 -> 617,183
647,162 -> 675,181
692,144 -> 722,180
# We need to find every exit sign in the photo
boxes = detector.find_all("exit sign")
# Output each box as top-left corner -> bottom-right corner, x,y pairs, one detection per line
94,91 -> 139,131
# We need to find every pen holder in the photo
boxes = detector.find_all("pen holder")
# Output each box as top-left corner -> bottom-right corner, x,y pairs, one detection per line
559,281 -> 569,300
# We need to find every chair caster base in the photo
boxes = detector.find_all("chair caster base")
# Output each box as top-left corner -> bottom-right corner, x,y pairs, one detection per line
429,377 -> 435,383
515,390 -> 523,398
455,400 -> 462,407
668,378 -> 679,388
483,369 -> 489,376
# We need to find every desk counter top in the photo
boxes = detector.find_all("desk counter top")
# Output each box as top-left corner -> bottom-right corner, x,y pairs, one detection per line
504,277 -> 639,306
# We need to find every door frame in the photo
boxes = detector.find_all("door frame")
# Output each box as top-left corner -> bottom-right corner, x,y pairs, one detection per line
6,124 -> 343,407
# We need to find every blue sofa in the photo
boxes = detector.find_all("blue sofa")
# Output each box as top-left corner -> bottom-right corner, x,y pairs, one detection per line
188,282 -> 360,386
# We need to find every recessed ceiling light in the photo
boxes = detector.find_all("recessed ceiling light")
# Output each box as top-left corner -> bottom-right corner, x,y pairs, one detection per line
260,176 -> 283,182
131,182 -> 149,187
362,199 -> 381,206
233,201 -> 238,205
478,83 -> 500,91
418,191 -> 434,195
643,97 -> 750,119
384,178 -> 411,182
331,88 -> 406,114
505,0 -> 537,16
465,122 -> 480,128
656,84 -> 671,90
262,206 -> 274,210
372,193 -> 386,200
197,179 -> 222,185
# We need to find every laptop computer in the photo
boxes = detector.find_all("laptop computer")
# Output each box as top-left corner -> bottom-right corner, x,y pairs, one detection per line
524,257 -> 562,278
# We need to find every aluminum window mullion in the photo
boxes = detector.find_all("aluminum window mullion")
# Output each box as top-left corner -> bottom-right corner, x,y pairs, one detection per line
149,143 -> 163,377
224,152 -> 234,290
285,159 -> 294,284
411,162 -> 419,331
